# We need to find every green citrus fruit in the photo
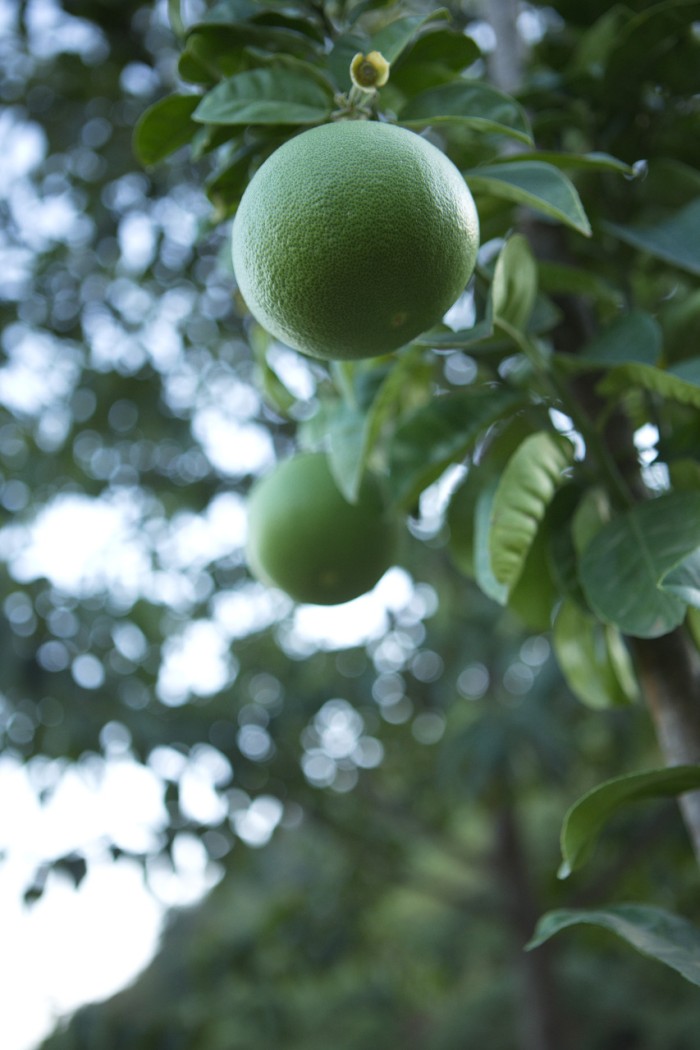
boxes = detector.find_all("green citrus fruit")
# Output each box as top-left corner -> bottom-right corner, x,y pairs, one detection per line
246,452 -> 395,605
232,120 -> 479,361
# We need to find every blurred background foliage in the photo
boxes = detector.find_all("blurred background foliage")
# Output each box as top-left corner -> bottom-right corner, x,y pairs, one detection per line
1,0 -> 699,1047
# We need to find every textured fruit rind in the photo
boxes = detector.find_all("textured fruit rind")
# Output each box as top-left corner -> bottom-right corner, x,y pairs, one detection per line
232,121 -> 479,361
246,452 -> 395,605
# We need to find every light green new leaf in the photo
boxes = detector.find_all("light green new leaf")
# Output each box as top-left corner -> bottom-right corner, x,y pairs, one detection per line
133,95 -> 201,166
465,161 -> 591,236
489,432 -> 575,593
193,68 -> 332,125
553,599 -> 637,712
398,82 -> 533,144
605,199 -> 700,277
598,358 -> 700,408
388,387 -> 524,510
660,548 -> 700,609
474,478 -> 508,605
371,10 -> 450,64
558,766 -> 700,878
492,234 -> 538,331
580,492 -> 700,638
527,904 -> 700,987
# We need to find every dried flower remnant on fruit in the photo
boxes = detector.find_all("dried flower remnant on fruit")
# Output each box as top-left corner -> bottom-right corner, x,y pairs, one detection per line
350,51 -> 390,90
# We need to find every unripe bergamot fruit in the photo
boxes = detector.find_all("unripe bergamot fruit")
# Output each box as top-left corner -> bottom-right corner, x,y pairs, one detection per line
232,120 -> 479,361
246,452 -> 396,606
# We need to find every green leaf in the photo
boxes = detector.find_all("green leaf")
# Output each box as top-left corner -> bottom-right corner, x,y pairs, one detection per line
387,387 -> 524,510
489,432 -> 576,593
558,766 -> 700,878
206,142 -> 264,218
571,311 -> 662,369
325,403 -> 368,504
527,904 -> 700,987
412,315 -> 494,351
492,234 -> 538,331
553,599 -> 638,712
598,360 -> 700,410
507,521 -> 558,631
580,492 -> 700,638
393,26 -> 480,74
168,0 -> 185,38
465,162 -> 591,236
187,11 -> 322,56
248,321 -> 304,418
571,4 -> 628,77
324,349 -> 432,504
503,150 -> 634,176
554,310 -> 663,375
605,200 -> 700,277
399,82 -> 533,144
371,10 -> 450,64
133,95 -> 201,166
604,0 -> 700,102
474,478 -> 508,605
660,548 -> 700,608
193,68 -> 332,125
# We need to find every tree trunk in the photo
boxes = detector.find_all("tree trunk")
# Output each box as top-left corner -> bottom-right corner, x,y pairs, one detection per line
494,801 -> 571,1050
630,630 -> 700,865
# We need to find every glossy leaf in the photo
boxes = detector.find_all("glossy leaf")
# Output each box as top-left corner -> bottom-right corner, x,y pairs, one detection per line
605,200 -> 700,277
393,26 -> 480,74
193,68 -> 332,125
558,766 -> 700,878
660,548 -> 700,609
489,433 -> 575,593
133,95 -> 201,165
504,150 -> 634,176
528,905 -> 700,987
388,387 -> 524,510
187,13 -> 322,57
580,492 -> 700,638
371,10 -> 450,64
399,82 -> 533,144
466,162 -> 591,236
492,234 -> 538,332
553,599 -> 637,712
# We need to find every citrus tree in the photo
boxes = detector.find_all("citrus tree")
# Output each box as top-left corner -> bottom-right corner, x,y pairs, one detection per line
132,0 -> 700,984
2,1 -> 700,1044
